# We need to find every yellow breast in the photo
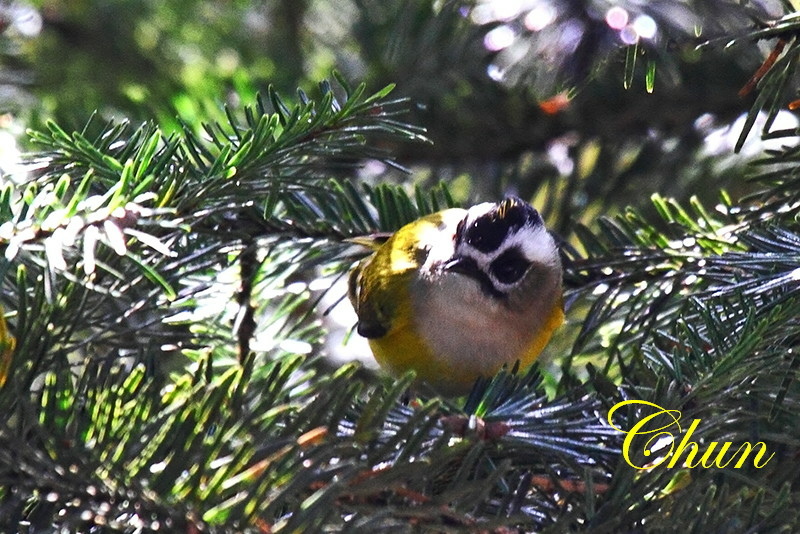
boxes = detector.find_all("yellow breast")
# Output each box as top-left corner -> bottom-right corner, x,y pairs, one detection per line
368,277 -> 563,396
350,207 -> 564,396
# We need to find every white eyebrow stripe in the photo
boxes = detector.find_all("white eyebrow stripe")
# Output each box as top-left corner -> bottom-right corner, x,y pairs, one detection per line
465,202 -> 497,219
503,225 -> 559,267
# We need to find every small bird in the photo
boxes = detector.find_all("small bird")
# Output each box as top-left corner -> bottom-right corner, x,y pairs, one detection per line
348,196 -> 564,396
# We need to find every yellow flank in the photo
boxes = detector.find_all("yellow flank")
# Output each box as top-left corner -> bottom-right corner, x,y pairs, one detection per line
517,296 -> 565,368
0,307 -> 15,388
369,296 -> 564,395
350,210 -> 464,339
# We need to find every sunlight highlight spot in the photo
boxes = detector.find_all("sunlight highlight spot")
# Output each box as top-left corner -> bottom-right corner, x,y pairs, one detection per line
11,4 -> 42,37
525,3 -> 556,31
150,461 -> 167,473
484,24 -> 516,51
605,7 -> 628,30
286,281 -> 307,294
633,15 -> 657,39
491,0 -> 524,21
592,283 -> 610,295
280,339 -> 313,354
487,63 -> 506,81
619,26 -> 638,44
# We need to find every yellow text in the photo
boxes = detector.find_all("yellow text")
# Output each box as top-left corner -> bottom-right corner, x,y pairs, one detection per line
607,400 -> 774,470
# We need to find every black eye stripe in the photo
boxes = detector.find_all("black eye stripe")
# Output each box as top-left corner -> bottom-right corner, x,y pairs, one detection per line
444,256 -> 506,298
490,248 -> 530,284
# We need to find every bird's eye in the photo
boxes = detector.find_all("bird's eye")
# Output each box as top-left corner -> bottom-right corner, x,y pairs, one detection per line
490,248 -> 529,284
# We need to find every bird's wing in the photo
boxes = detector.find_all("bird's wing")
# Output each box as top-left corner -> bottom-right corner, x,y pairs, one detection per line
347,234 -> 417,339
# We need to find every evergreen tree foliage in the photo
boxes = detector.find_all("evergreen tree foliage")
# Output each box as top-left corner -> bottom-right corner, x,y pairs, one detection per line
1,1 -> 800,532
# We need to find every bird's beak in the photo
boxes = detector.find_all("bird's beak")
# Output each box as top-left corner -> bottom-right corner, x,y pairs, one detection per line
442,255 -> 505,298
443,256 -> 481,278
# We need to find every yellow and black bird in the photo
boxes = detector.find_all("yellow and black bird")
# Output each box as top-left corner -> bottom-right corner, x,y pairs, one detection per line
348,197 -> 564,396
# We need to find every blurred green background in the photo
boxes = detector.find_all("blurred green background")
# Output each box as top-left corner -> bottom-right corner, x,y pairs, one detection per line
1,0 -> 788,241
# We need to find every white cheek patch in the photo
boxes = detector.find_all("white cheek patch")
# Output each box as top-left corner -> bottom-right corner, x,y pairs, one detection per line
505,225 -> 559,267
421,233 -> 457,273
420,209 -> 466,274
